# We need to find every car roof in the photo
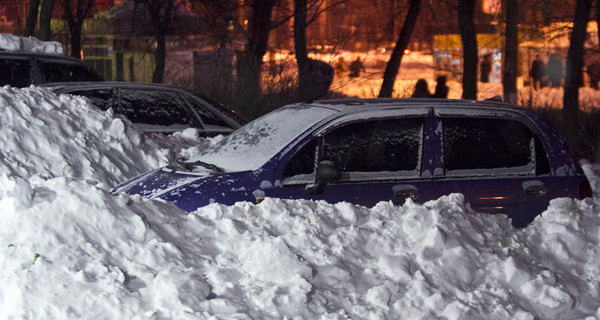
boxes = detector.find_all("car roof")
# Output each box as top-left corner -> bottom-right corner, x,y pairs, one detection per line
0,50 -> 86,63
39,81 -> 190,92
310,97 -> 521,112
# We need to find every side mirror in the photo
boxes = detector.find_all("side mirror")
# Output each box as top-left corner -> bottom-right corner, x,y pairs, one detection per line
307,160 -> 341,195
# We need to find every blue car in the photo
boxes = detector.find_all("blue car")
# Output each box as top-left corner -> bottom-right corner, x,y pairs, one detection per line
114,98 -> 592,228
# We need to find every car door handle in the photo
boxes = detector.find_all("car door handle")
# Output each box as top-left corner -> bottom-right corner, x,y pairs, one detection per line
393,185 -> 419,201
523,182 -> 547,197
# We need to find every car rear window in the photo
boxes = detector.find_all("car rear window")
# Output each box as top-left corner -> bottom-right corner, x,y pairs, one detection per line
443,117 -> 550,176
38,60 -> 103,82
118,89 -> 199,131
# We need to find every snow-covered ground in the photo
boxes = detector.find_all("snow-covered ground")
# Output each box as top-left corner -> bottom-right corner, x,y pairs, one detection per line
0,86 -> 599,319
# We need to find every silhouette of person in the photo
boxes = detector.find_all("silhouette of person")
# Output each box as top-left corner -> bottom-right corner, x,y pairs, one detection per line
433,75 -> 449,98
412,79 -> 431,98
480,54 -> 492,83
547,52 -> 564,87
334,57 -> 346,78
587,59 -> 600,90
348,57 -> 365,78
530,54 -> 546,90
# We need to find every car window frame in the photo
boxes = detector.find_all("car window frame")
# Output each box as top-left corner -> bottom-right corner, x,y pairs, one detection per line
280,108 -> 432,186
433,107 -> 552,179
179,92 -> 238,134
35,58 -> 103,83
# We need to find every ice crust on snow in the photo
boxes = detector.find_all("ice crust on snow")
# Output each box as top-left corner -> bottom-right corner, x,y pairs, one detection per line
0,87 -> 599,319
0,33 -> 64,55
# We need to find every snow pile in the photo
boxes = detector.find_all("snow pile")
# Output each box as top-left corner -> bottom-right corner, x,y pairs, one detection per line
0,33 -> 64,55
0,86 -> 168,187
0,86 -> 599,319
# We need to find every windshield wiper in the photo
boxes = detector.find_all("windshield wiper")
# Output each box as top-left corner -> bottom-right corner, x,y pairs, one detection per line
167,159 -> 224,173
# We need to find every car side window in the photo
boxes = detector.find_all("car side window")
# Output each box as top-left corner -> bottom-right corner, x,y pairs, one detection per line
0,58 -> 32,87
182,95 -> 234,130
67,89 -> 114,111
283,118 -> 424,183
118,89 -> 199,130
38,61 -> 102,82
443,117 -> 550,176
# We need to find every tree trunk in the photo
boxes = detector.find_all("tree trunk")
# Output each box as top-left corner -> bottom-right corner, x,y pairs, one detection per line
294,0 -> 310,100
236,0 -> 276,117
62,0 -> 93,60
457,0 -> 478,99
503,0 -> 518,104
563,0 -> 591,150
38,0 -> 55,41
24,0 -> 41,37
378,0 -> 423,98
153,31 -> 166,83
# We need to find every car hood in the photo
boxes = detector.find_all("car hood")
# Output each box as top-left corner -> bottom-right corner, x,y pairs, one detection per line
113,167 -> 214,199
113,167 -> 264,211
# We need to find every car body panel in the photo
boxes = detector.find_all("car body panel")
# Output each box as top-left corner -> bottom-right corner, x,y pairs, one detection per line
114,98 -> 590,227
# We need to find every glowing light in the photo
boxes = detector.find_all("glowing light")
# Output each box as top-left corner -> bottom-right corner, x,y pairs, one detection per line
478,197 -> 507,200
403,49 -> 410,55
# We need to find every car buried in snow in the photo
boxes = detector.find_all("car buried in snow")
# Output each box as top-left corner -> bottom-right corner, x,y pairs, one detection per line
113,98 -> 593,228
42,82 -> 246,136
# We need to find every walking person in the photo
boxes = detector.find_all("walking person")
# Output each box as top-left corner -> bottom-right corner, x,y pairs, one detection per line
433,75 -> 449,98
530,54 -> 546,90
480,54 -> 492,83
348,57 -> 365,78
547,52 -> 564,88
412,79 -> 431,98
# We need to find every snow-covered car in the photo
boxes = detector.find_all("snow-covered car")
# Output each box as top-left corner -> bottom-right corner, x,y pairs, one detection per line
114,98 -> 592,227
0,51 -> 103,87
0,33 -> 103,87
42,81 -> 246,136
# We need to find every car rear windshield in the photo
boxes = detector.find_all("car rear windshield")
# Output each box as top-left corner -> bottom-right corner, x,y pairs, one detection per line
187,105 -> 337,172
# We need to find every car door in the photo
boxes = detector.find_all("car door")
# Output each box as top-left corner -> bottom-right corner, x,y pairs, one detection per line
275,109 -> 435,207
431,108 -> 559,227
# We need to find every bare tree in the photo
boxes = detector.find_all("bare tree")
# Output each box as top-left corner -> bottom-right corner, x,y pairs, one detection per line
457,0 -> 477,99
24,0 -> 41,37
134,0 -> 177,83
294,0 -> 310,100
378,0 -> 423,98
38,0 -> 56,40
503,0 -> 518,104
563,0 -> 591,144
61,0 -> 96,59
235,0 -> 277,114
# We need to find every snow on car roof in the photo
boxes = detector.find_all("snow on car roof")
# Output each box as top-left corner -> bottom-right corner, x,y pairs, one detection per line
0,33 -> 64,55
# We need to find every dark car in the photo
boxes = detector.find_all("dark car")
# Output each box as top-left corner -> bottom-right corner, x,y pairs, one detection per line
114,98 -> 592,228
0,51 -> 103,87
42,81 -> 246,136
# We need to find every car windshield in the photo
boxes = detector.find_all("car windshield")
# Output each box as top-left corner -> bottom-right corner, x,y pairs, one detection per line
186,104 -> 337,172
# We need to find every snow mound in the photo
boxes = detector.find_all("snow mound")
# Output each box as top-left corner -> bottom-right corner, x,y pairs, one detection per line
0,33 -> 64,55
1,175 -> 599,319
0,86 -> 167,186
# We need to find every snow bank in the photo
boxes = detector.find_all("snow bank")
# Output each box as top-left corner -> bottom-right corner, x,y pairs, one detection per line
1,176 -> 599,319
0,33 -> 64,55
0,86 -> 168,187
0,86 -> 599,319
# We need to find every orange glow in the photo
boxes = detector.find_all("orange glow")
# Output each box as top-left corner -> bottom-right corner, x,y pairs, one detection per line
478,197 -> 507,200
403,49 -> 410,55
